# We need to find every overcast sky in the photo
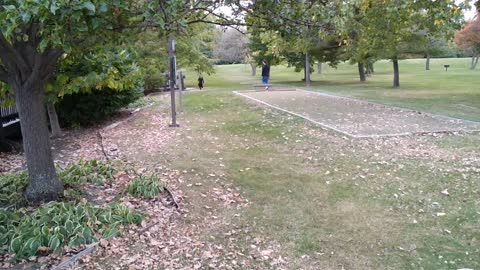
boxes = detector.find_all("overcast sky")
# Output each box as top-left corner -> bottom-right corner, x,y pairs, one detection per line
459,0 -> 477,20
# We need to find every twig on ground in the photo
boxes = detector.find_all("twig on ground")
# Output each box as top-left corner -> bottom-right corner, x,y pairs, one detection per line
97,131 -> 110,161
50,243 -> 98,270
163,186 -> 179,209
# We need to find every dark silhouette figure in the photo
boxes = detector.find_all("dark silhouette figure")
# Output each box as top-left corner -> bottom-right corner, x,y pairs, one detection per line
198,76 -> 204,90
261,60 -> 270,90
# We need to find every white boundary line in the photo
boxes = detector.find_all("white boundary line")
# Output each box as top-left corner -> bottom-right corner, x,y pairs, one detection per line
234,91 -> 359,138
233,90 -> 480,139
297,88 -> 480,126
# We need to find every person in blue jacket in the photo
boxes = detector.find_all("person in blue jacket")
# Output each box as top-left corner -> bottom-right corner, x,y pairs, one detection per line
261,60 -> 270,90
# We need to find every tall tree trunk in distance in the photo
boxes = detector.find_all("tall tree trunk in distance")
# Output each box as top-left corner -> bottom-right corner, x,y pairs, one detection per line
358,62 -> 366,82
15,84 -> 64,203
393,59 -> 400,88
250,63 -> 257,76
317,61 -> 322,74
305,52 -> 311,87
367,62 -> 374,74
365,62 -> 373,76
47,103 -> 62,138
472,54 -> 479,70
426,54 -> 430,70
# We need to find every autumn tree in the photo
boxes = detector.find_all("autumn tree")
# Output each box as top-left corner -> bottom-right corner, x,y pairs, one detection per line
455,16 -> 480,69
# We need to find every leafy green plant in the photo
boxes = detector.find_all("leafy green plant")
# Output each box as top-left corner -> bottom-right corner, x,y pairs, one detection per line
59,160 -> 117,187
0,172 -> 28,207
0,160 -> 117,208
0,201 -> 143,260
56,83 -> 144,127
126,175 -> 164,199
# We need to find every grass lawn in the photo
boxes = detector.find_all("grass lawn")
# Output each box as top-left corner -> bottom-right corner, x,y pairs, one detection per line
186,58 -> 480,121
172,59 -> 480,269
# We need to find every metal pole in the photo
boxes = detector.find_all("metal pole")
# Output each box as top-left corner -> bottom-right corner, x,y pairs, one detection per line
168,32 -> 179,127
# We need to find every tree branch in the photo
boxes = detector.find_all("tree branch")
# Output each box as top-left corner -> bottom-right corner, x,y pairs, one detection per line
0,32 -> 31,76
0,65 -> 9,84
39,49 -> 63,83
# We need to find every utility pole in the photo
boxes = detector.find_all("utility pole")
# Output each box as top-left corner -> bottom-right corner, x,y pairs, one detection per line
168,31 -> 179,127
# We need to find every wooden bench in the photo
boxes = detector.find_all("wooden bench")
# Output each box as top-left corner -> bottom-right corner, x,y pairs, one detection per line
253,84 -> 272,91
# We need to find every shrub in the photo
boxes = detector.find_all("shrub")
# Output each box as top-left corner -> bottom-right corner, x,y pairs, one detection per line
0,201 -> 143,260
126,175 -> 163,199
56,83 -> 144,127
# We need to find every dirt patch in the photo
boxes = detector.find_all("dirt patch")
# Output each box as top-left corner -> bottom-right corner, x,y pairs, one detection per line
236,90 -> 480,137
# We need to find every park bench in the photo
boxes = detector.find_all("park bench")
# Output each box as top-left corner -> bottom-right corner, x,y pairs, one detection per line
0,100 -> 19,128
253,84 -> 273,91
0,98 -> 20,138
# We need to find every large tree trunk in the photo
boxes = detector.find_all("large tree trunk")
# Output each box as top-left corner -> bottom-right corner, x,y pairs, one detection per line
393,59 -> 400,88
15,84 -> 63,203
250,63 -> 257,76
47,102 -> 62,138
358,62 -> 366,82
317,62 -> 322,74
426,54 -> 430,70
305,52 -> 311,87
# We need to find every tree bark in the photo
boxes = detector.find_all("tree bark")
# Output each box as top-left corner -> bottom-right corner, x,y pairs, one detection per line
393,59 -> 400,88
358,62 -> 366,82
472,54 -> 479,70
366,62 -> 374,74
250,63 -> 257,76
15,84 -> 63,203
305,52 -> 311,87
317,62 -> 322,74
47,102 -> 62,138
426,54 -> 430,70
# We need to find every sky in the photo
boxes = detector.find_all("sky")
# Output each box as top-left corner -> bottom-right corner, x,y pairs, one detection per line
460,0 -> 477,20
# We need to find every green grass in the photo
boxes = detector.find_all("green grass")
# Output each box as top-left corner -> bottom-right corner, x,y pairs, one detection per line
158,59 -> 480,269
185,58 -> 480,121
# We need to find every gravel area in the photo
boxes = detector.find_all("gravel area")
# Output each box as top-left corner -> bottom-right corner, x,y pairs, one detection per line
236,90 -> 480,137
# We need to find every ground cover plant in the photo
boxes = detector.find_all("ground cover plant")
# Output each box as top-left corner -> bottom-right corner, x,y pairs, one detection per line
0,159 -> 160,266
126,175 -> 164,199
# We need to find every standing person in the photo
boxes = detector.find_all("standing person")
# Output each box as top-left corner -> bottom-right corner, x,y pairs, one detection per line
198,75 -> 204,90
261,60 -> 270,90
